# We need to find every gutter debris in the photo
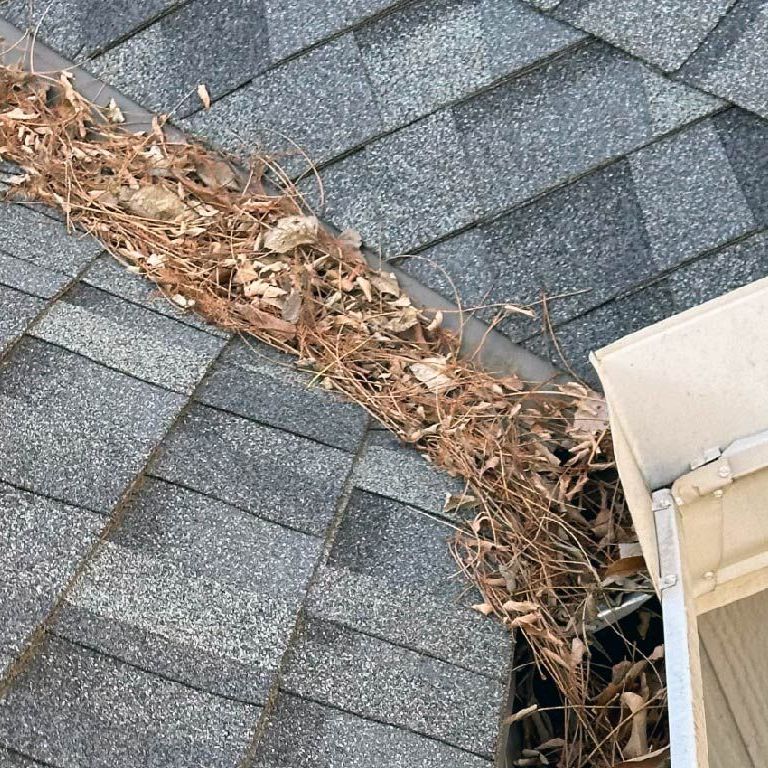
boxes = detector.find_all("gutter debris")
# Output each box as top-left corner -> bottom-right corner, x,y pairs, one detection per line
0,64 -> 668,767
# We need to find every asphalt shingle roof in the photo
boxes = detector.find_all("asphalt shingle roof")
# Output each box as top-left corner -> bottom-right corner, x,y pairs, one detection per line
57,477 -> 321,703
525,0 -> 768,123
281,617 -> 504,756
252,694 -> 491,768
0,204 -> 509,768
0,483 -> 101,674
0,337 -> 185,512
0,635 -> 261,767
3,0 -> 768,762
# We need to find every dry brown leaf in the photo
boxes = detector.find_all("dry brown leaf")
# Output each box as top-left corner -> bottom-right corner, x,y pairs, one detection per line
444,492 -> 479,513
104,98 -> 125,124
426,310 -> 443,332
503,704 -> 538,725
263,215 -> 318,253
604,556 -> 646,579
371,272 -> 400,297
197,83 -> 211,110
1,107 -> 38,120
649,645 -> 664,662
235,263 -> 260,284
281,290 -> 303,324
235,303 -> 296,340
502,599 -> 540,614
570,637 -> 587,669
569,392 -> 610,438
195,156 -> 237,189
356,276 -> 372,302
171,293 -> 194,309
244,281 -> 287,299
621,692 -> 649,759
613,747 -> 669,767
410,356 -> 455,392
384,309 -> 420,333
121,185 -> 187,221
510,612 -> 542,629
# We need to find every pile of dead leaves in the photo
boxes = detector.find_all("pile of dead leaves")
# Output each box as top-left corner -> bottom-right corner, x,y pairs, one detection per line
0,63 -> 665,766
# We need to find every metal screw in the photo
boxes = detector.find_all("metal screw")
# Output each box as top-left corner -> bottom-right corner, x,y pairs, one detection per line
704,571 -> 715,580
713,489 -> 724,498
718,465 -> 730,478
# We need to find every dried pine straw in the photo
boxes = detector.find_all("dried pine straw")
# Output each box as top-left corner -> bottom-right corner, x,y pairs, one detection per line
0,64 -> 669,767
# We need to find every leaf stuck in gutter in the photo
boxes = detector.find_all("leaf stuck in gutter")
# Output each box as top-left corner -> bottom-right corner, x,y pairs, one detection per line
196,83 -> 211,110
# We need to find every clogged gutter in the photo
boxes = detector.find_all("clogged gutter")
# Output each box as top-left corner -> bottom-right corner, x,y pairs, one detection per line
0,64 -> 669,767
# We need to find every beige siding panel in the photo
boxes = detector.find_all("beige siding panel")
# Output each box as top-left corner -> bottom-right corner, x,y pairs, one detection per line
700,642 -> 752,768
700,590 -> 768,765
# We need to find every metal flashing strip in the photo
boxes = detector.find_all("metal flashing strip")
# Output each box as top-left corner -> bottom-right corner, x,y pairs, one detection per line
652,488 -> 709,768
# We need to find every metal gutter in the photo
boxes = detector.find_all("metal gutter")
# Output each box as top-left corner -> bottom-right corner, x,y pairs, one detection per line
0,19 -> 559,384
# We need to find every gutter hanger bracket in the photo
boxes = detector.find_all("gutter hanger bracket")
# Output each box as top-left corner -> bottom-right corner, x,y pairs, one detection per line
673,427 -> 768,505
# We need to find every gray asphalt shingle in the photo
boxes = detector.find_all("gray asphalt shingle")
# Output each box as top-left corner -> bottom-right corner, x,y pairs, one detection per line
188,0 -> 586,176
524,280 -> 676,384
488,160 -> 656,335
195,337 -> 368,452
681,0 -> 768,118
282,618 -> 505,757
0,635 -> 260,768
397,228 -> 499,325
184,35 -> 381,174
0,748 -> 43,768
306,490 -> 511,677
0,483 -> 101,673
639,66 -> 726,135
0,337 -> 185,512
151,403 -> 353,535
669,231 -> 768,311
82,254 -> 228,337
454,42 -> 721,216
629,120 -> 755,269
0,0 -> 175,58
552,0 -> 734,71
404,160 -> 655,339
0,284 -> 44,355
0,203 -> 102,276
480,0 -> 586,79
252,694 -> 492,768
356,0 -> 585,126
353,430 -> 465,515
394,109 -> 479,238
299,151 -> 385,248
0,251 -> 70,299
90,0 -> 270,115
305,110 -> 478,254
713,107 -> 768,226
56,477 -> 320,702
30,283 -> 226,393
263,0 -> 394,60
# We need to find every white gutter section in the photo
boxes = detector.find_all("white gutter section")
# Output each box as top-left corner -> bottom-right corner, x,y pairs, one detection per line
591,276 -> 768,767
